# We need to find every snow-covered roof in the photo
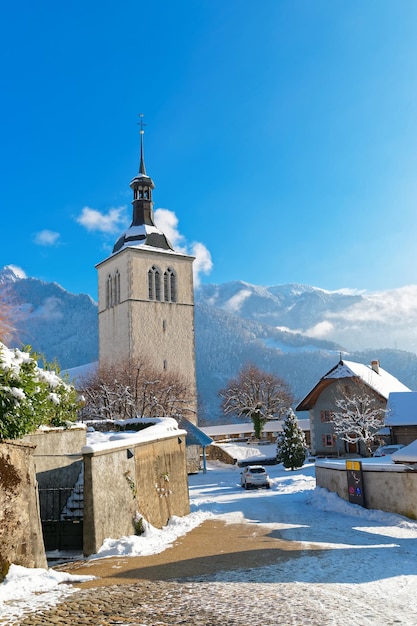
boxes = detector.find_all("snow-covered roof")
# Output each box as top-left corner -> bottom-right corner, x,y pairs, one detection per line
178,417 -> 213,447
386,391 -> 417,426
392,439 -> 417,463
297,359 -> 410,411
323,360 -> 411,399
200,419 -> 310,437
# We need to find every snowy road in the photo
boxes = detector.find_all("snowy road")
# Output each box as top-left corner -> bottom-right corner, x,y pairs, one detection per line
2,452 -> 417,625
187,459 -> 417,624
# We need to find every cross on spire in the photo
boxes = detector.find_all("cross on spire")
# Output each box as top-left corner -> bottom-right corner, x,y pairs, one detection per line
138,113 -> 147,175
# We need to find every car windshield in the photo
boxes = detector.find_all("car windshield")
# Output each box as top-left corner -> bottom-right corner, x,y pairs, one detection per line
249,467 -> 266,473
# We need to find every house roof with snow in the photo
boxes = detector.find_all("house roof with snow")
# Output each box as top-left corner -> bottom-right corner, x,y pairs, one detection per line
392,439 -> 417,463
386,391 -> 417,426
296,359 -> 411,411
200,419 -> 310,438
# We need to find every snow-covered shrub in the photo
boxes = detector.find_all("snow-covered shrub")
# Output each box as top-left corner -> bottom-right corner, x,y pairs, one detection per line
276,408 -> 307,470
0,343 -> 79,440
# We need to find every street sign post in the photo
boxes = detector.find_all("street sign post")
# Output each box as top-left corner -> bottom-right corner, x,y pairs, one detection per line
346,460 -> 366,507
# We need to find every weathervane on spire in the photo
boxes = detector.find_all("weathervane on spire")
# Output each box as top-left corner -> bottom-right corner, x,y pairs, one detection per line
137,113 -> 147,175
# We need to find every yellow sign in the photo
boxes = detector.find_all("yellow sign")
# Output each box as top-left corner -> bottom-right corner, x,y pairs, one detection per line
346,461 -> 361,471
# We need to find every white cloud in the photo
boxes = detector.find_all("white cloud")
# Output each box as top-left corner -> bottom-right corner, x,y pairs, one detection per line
190,242 -> 213,287
33,230 -> 60,247
76,206 -> 127,234
305,320 -> 335,339
154,209 -> 185,249
154,208 -> 213,285
301,285 -> 417,353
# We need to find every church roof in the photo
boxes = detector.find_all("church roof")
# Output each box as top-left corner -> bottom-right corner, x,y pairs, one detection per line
112,224 -> 173,254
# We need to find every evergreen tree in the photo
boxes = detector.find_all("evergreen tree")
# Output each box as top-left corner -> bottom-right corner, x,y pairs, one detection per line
276,409 -> 307,470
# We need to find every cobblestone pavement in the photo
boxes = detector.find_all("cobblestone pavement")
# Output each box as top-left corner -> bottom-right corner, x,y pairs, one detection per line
2,578 -> 338,626
0,520 -> 409,625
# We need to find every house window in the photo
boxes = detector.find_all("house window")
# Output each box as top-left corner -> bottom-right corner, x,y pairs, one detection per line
163,268 -> 177,303
163,359 -> 168,370
148,266 -> 161,301
320,410 -> 334,422
322,434 -> 336,447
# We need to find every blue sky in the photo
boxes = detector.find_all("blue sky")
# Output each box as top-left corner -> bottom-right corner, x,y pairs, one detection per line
2,1 -> 417,300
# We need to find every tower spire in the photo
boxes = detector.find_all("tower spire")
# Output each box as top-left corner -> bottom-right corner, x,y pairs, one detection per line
111,115 -> 174,253
138,113 -> 147,175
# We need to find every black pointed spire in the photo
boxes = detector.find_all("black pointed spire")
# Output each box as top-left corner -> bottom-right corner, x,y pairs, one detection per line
138,113 -> 147,175
112,116 -> 174,254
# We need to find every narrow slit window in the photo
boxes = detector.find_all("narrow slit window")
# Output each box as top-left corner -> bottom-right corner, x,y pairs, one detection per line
106,274 -> 113,308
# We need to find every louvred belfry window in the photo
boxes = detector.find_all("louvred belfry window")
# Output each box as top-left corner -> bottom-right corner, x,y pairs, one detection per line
163,268 -> 177,303
148,266 -> 161,301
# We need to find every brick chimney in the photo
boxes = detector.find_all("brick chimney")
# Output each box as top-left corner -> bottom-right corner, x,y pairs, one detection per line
371,360 -> 380,374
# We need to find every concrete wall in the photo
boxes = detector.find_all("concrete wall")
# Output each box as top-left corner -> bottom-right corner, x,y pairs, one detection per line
22,427 -> 86,489
83,432 -> 190,556
316,461 -> 417,520
0,441 -> 47,576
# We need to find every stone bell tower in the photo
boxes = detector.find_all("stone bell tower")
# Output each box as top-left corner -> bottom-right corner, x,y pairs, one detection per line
96,117 -> 197,421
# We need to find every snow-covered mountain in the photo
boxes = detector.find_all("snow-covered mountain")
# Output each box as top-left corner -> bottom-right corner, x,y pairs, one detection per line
1,266 -> 98,369
196,281 -> 417,354
2,266 -> 417,423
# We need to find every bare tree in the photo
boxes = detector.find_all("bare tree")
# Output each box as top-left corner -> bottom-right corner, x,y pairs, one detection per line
331,383 -> 387,456
78,357 -> 195,422
219,363 -> 293,438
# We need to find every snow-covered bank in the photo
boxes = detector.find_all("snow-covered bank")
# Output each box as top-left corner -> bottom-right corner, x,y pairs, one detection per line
2,456 -> 417,624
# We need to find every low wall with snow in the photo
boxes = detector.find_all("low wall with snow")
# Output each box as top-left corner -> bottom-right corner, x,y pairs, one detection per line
316,460 -> 417,520
82,420 -> 190,556
0,441 -> 47,576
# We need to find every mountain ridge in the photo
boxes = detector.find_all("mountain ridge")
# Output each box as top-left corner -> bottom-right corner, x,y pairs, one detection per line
2,266 -> 417,423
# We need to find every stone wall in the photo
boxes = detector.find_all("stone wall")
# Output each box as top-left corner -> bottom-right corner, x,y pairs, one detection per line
23,426 -> 86,488
0,441 -> 47,577
83,432 -> 190,556
207,444 -> 237,465
316,460 -> 417,519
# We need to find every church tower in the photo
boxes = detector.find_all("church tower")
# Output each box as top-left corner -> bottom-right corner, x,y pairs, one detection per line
96,118 -> 197,421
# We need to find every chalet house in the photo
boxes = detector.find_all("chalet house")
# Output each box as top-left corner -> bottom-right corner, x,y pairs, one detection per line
386,391 -> 417,446
296,359 -> 410,456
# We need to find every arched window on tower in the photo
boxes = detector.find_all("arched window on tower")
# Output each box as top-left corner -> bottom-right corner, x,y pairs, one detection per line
163,268 -> 177,303
148,266 -> 161,301
106,274 -> 113,308
114,270 -> 120,305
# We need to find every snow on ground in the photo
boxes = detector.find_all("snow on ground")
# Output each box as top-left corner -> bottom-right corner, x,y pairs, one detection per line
3,442 -> 417,624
